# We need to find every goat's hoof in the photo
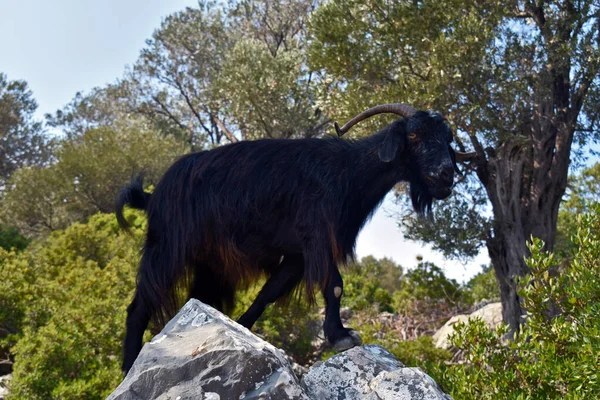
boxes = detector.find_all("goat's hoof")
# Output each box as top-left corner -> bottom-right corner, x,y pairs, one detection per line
332,329 -> 363,352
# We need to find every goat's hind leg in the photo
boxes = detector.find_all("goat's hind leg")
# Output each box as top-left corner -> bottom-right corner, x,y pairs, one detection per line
122,290 -> 151,375
237,254 -> 304,329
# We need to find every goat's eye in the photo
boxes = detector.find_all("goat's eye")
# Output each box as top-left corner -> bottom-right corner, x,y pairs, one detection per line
408,133 -> 417,140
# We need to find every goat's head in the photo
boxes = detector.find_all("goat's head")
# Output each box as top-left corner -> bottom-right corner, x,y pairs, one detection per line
335,104 -> 475,214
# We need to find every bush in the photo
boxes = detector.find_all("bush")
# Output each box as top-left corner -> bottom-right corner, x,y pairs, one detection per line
393,260 -> 467,315
0,212 -> 146,399
0,225 -> 29,251
342,256 -> 402,312
439,205 -> 600,399
465,264 -> 500,304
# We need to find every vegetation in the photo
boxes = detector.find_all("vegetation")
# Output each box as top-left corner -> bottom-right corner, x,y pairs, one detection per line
0,213 -> 146,399
438,205 -> 600,399
1,126 -> 183,236
0,73 -> 52,190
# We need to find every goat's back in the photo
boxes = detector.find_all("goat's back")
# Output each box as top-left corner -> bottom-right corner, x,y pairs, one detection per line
144,138 -> 354,273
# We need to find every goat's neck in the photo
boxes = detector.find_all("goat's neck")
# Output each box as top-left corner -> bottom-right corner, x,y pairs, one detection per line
352,132 -> 409,199
337,135 -> 410,252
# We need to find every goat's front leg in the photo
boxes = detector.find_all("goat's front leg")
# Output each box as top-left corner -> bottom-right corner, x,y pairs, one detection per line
321,264 -> 363,351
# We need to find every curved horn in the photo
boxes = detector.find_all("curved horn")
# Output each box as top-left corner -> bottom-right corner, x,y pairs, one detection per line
454,151 -> 477,162
334,103 -> 418,137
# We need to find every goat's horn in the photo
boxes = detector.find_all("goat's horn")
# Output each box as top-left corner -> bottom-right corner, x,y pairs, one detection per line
334,103 -> 418,136
454,151 -> 477,162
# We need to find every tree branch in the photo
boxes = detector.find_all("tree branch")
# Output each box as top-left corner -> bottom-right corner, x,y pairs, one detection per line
213,114 -> 238,143
150,95 -> 187,130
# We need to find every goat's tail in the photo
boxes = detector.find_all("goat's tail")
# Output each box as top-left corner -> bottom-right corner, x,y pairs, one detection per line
116,175 -> 151,231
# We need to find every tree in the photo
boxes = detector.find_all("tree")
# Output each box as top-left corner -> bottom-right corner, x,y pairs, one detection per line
465,264 -> 500,304
121,0 -> 327,149
0,73 -> 51,189
309,0 -> 600,331
393,260 -> 466,316
1,126 -> 184,235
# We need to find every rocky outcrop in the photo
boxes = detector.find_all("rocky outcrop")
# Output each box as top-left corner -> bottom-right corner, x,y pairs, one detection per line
0,374 -> 11,400
107,299 -> 452,400
433,302 -> 503,349
301,345 -> 451,400
108,299 -> 307,400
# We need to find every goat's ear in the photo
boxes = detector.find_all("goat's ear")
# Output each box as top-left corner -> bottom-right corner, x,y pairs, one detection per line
378,122 -> 406,163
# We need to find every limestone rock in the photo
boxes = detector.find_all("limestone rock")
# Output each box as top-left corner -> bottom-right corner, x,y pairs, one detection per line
433,302 -> 503,349
0,374 -> 11,400
107,299 -> 307,400
301,345 -> 452,400
107,300 -> 452,400
471,302 -> 503,328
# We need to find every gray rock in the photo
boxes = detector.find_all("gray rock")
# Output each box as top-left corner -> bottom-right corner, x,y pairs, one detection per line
107,301 -> 452,400
107,299 -> 308,400
301,345 -> 451,400
433,302 -> 503,349
0,374 -> 11,400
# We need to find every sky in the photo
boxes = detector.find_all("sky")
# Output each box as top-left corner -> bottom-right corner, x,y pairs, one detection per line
0,0 -> 490,282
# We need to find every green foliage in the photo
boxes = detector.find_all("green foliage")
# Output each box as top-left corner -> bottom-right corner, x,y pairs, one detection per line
0,212 -> 146,399
0,225 -> 29,251
342,256 -> 402,312
393,260 -> 466,315
1,126 -> 184,236
440,206 -> 600,399
556,162 -> 600,257
0,72 -> 52,188
465,264 -> 500,304
217,37 -> 324,139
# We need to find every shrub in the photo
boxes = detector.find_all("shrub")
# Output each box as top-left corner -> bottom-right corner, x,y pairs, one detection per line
0,225 -> 29,251
1,212 -> 146,399
393,260 -> 467,315
439,205 -> 600,399
465,264 -> 500,304
342,256 -> 401,312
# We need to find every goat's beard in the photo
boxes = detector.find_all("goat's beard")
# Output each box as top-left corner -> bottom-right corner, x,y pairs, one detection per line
409,179 -> 433,217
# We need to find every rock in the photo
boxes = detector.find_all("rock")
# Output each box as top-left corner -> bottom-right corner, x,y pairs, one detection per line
340,306 -> 353,321
471,302 -> 503,328
0,374 -> 11,400
433,302 -> 503,349
107,300 -> 452,400
107,299 -> 308,400
431,315 -> 470,350
301,345 -> 452,400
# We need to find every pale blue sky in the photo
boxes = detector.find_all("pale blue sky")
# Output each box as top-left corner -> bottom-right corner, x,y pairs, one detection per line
0,0 -> 488,281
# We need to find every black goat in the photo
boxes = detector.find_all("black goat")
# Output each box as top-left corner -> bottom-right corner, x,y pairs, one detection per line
116,104 -> 473,374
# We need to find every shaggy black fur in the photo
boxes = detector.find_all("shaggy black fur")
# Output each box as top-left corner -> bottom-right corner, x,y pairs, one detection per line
116,110 -> 458,374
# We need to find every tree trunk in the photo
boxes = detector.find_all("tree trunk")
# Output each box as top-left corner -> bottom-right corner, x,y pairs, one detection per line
479,105 -> 572,333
